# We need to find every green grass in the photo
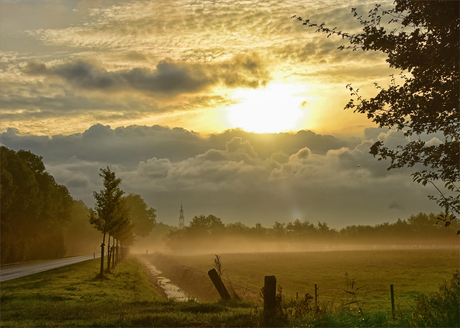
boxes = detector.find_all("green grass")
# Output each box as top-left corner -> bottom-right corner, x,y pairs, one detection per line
1,250 -> 458,327
167,248 -> 459,314
0,257 -> 258,327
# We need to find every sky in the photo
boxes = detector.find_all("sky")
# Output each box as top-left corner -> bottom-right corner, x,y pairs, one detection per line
0,0 -> 443,228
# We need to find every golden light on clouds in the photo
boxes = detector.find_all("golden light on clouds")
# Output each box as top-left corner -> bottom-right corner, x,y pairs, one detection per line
0,0 -> 443,230
225,83 -> 308,133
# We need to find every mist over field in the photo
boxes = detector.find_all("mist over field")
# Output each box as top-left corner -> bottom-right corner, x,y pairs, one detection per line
130,213 -> 460,256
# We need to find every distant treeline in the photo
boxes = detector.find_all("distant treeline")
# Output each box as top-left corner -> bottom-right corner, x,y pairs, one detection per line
1,147 -> 101,264
165,213 -> 459,251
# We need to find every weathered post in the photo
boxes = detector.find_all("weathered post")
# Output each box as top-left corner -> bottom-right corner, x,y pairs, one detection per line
390,284 -> 395,318
263,275 -> 276,326
208,268 -> 231,300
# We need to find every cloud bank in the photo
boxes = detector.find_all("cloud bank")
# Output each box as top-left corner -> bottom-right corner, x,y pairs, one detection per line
0,125 -> 441,228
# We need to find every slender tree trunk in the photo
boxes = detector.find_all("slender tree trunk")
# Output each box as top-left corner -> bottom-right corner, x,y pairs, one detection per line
111,238 -> 115,269
100,232 -> 106,279
107,234 -> 111,273
115,239 -> 119,265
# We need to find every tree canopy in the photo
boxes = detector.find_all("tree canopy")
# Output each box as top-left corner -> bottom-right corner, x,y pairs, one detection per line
1,147 -> 73,263
124,193 -> 156,237
89,167 -> 128,238
295,0 -> 459,226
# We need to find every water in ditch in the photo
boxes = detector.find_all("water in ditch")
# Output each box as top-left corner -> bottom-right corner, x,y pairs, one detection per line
144,262 -> 192,302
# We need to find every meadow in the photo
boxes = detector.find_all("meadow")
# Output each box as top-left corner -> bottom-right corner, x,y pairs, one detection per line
0,257 -> 257,327
1,249 -> 458,327
167,248 -> 460,314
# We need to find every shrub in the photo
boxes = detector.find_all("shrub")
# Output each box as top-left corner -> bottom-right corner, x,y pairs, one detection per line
410,270 -> 459,327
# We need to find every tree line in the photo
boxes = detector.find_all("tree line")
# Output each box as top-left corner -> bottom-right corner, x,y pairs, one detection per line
1,147 -> 73,263
165,212 -> 459,251
1,147 -> 156,268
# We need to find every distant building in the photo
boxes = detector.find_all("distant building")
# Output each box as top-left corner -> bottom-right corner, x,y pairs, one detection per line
179,204 -> 185,229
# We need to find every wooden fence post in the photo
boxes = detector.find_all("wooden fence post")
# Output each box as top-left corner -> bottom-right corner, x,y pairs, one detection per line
314,284 -> 318,307
390,284 -> 395,318
263,275 -> 277,326
208,269 -> 231,300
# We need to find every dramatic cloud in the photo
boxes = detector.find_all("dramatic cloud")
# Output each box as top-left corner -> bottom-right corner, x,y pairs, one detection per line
0,125 -> 351,167
2,0 -> 434,230
1,125 -> 442,228
23,60 -> 213,96
23,51 -> 270,94
1,0 -> 397,135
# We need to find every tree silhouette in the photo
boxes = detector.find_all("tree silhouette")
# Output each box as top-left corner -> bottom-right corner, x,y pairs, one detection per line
1,147 -> 72,263
89,167 -> 126,278
295,1 -> 459,230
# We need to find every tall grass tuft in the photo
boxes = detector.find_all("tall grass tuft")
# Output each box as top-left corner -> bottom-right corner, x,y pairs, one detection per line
410,270 -> 459,327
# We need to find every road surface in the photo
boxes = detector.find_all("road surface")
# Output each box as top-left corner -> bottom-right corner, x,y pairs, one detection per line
0,254 -> 100,282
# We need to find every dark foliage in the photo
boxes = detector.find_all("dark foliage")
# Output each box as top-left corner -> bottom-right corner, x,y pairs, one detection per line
1,146 -> 72,263
295,0 -> 459,225
165,213 -> 458,251
410,270 -> 459,327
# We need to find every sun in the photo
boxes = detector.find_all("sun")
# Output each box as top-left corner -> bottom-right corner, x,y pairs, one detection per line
225,83 -> 307,133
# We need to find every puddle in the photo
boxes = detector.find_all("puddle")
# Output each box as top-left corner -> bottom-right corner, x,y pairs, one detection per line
144,262 -> 192,302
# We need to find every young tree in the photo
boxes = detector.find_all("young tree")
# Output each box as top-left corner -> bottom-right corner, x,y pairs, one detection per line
89,167 -> 125,278
295,1 -> 459,229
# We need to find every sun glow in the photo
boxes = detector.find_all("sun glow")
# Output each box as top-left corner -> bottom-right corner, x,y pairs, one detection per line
225,84 -> 308,133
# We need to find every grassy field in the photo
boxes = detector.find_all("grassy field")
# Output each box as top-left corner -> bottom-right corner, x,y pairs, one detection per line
168,248 -> 460,314
0,257 -> 257,327
1,250 -> 457,327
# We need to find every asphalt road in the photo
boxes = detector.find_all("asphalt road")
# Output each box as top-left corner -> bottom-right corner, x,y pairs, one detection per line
0,254 -> 100,282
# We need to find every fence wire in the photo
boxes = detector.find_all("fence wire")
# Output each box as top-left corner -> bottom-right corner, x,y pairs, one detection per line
178,259 -> 396,312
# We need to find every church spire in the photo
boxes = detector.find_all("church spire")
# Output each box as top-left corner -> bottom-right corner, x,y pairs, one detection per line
179,203 -> 184,229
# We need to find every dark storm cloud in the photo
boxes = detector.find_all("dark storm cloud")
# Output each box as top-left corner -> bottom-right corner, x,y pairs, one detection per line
22,53 -> 271,97
23,60 -> 213,96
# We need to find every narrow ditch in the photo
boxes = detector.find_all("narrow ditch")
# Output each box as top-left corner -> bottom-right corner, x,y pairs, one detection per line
143,262 -> 191,301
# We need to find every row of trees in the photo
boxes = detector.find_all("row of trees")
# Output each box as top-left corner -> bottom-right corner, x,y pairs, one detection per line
1,147 -> 156,269
1,147 -> 73,264
89,167 -> 156,278
165,213 -> 459,251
